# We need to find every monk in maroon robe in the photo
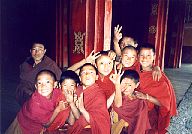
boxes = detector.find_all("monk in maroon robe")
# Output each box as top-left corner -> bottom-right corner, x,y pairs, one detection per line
68,63 -> 110,134
113,96 -> 151,134
137,71 -> 177,134
136,43 -> 177,134
110,69 -> 151,134
16,42 -> 61,105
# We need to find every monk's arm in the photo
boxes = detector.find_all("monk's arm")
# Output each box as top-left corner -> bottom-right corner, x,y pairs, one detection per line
70,102 -> 80,119
135,91 -> 161,106
67,59 -> 86,72
80,109 -> 90,123
114,84 -> 122,107
43,104 -> 63,128
107,92 -> 115,109
68,111 -> 75,125
146,94 -> 161,106
114,40 -> 122,56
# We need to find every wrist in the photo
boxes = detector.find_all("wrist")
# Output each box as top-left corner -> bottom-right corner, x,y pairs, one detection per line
146,94 -> 149,100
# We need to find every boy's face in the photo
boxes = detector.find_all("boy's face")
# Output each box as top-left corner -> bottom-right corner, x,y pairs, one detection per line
121,49 -> 137,67
61,79 -> 77,93
80,65 -> 98,88
139,48 -> 155,69
121,78 -> 139,96
30,43 -> 46,62
35,73 -> 57,99
96,55 -> 113,76
120,37 -> 136,49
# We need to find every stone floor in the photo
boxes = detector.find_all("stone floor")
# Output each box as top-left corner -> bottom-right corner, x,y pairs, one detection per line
0,64 -> 192,133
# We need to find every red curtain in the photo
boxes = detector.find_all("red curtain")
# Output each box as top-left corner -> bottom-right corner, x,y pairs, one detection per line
154,0 -> 169,70
56,0 -> 112,68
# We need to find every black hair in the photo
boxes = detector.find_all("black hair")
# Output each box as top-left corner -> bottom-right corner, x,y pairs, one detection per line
31,41 -> 46,49
121,45 -> 137,54
35,69 -> 56,82
95,50 -> 109,63
138,42 -> 155,54
120,69 -> 140,84
60,70 -> 80,84
79,63 -> 98,75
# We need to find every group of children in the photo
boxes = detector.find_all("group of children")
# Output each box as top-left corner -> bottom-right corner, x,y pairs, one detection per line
6,25 -> 177,134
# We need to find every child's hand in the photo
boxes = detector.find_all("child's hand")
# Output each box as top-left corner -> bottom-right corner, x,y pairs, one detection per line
152,66 -> 162,81
85,50 -> 101,64
64,89 -> 75,104
108,50 -> 116,61
113,25 -> 122,43
135,91 -> 147,100
56,101 -> 69,112
109,64 -> 124,85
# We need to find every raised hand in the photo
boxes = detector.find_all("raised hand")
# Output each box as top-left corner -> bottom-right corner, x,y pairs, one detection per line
85,50 -> 101,64
108,50 -> 116,61
109,64 -> 124,85
113,24 -> 123,43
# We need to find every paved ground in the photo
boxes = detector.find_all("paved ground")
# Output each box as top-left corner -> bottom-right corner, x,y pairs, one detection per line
1,64 -> 192,133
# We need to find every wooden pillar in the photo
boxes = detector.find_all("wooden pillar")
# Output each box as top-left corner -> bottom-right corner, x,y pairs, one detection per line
56,0 -> 69,68
165,0 -> 186,68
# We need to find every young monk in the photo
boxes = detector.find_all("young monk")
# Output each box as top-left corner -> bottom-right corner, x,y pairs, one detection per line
110,69 -> 151,134
16,42 -> 62,105
120,45 -> 162,81
95,51 -> 116,100
5,70 -> 67,134
135,43 -> 177,134
68,50 -> 116,107
68,63 -> 110,134
113,25 -> 138,57
45,70 -> 80,132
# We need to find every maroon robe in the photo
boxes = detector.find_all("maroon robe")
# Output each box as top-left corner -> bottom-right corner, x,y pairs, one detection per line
16,56 -> 62,105
17,88 -> 62,134
113,96 -> 151,134
137,71 -> 177,134
68,83 -> 110,134
96,71 -> 115,99
47,93 -> 70,131
122,61 -> 141,73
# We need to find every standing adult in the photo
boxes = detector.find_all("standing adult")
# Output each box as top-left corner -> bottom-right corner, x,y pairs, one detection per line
16,42 -> 62,105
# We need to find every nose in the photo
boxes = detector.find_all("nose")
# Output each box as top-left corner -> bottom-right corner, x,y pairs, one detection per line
127,57 -> 131,60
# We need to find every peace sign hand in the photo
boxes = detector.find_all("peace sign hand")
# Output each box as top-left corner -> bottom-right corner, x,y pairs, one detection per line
85,50 -> 101,64
109,63 -> 124,85
114,24 -> 123,43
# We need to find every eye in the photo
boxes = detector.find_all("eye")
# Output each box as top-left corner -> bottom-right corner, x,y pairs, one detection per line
37,81 -> 42,85
81,71 -> 86,75
46,80 -> 50,83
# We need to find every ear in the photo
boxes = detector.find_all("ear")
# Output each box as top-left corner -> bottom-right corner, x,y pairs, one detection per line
54,81 -> 58,88
44,49 -> 47,54
30,49 -> 32,53
96,75 -> 99,80
136,82 -> 140,88
35,84 -> 37,89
